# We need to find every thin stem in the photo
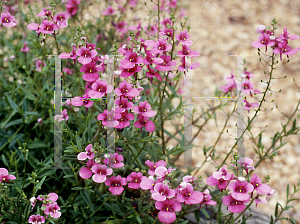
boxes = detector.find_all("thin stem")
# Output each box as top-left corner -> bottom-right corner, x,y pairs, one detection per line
234,195 -> 258,221
225,213 -> 234,224
126,143 -> 143,170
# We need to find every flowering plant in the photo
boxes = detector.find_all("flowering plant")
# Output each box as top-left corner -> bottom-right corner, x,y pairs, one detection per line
1,0 -> 300,223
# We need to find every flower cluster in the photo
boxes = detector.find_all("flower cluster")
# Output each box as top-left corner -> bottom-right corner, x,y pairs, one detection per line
252,23 -> 300,61
27,6 -> 69,41
206,158 -> 274,213
29,193 -> 61,223
220,70 -> 261,112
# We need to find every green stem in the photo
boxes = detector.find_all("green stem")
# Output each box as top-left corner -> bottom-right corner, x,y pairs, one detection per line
234,195 -> 258,221
126,143 -> 143,170
225,213 -> 234,224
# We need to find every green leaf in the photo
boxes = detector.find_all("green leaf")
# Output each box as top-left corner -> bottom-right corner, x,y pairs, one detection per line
1,154 -> 9,167
287,184 -> 289,201
34,176 -> 47,194
200,207 -> 211,219
71,187 -> 86,190
275,202 -> 279,217
80,189 -> 95,213
6,95 -> 20,113
9,133 -> 24,148
27,142 -> 49,149
4,118 -> 23,129
19,86 -> 37,101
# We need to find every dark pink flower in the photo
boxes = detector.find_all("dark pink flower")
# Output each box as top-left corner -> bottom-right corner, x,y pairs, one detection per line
177,184 -> 203,204
133,100 -> 156,117
161,18 -> 173,28
37,8 -> 52,17
44,202 -> 61,218
220,71 -> 237,94
178,57 -> 200,72
155,55 -> 176,72
115,97 -> 133,112
177,45 -> 200,58
120,51 -> 144,69
0,12 -> 16,27
91,164 -> 113,183
104,153 -> 124,168
277,28 -> 300,42
159,28 -> 174,39
114,80 -> 139,97
250,174 -> 271,195
152,183 -> 175,201
120,64 -> 142,78
79,159 -> 98,179
28,214 -> 45,224
71,94 -> 93,108
169,0 -> 177,8
213,165 -> 231,180
145,160 -> 166,176
76,47 -> 98,65
206,175 -> 229,192
244,99 -> 259,112
0,168 -> 16,183
251,33 -> 275,52
127,172 -> 147,189
149,38 -> 172,55
21,41 -> 29,52
155,199 -> 182,224
143,50 -> 164,66
228,179 -> 254,201
102,6 -> 117,16
65,0 -> 80,16
176,30 -> 193,46
105,175 -> 127,195
199,189 -> 216,208
273,39 -> 297,61
77,144 -> 95,160
53,12 -> 69,28
134,114 -> 155,132
35,60 -> 46,72
223,194 -> 249,213
146,66 -> 162,82
116,110 -> 135,129
39,20 -> 59,34
97,109 -> 121,128
88,79 -> 113,98
116,21 -> 127,34
63,67 -> 73,75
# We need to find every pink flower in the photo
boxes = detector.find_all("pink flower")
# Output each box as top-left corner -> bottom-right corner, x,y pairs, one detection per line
54,109 -> 69,122
180,9 -> 186,18
0,12 -> 16,28
177,184 -> 203,204
28,214 -> 45,224
146,66 -> 162,82
76,47 -> 98,65
127,172 -> 147,189
65,0 -> 80,16
149,38 -> 172,55
134,114 -> 155,132
143,50 -> 164,66
39,20 -> 59,34
27,23 -> 40,33
183,175 -> 198,185
152,183 -> 175,201
140,177 -> 156,193
37,118 -> 42,125
133,100 -> 156,117
155,55 -> 176,72
37,193 -> 58,206
220,71 -> 237,94
213,165 -> 231,180
155,198 -> 182,224
21,41 -> 29,52
155,166 -> 176,179
277,28 -> 300,42
177,57 -> 200,72
223,194 -> 249,213
105,175 -> 127,195
273,39 -> 297,61
129,0 -> 138,7
266,189 -> 276,200
79,159 -> 98,179
228,179 -> 254,201
0,168 -> 16,183
159,28 -> 174,39
63,67 -> 73,75
71,94 -> 93,108
237,157 -> 255,175
37,8 -> 52,17
77,144 -> 95,160
114,80 -> 139,97
116,110 -> 135,129
102,6 -> 117,16
91,164 -> 113,183
254,196 -> 267,208
116,21 -> 127,34
145,160 -> 166,176
120,64 -> 142,78
88,79 -> 113,98
97,109 -> 121,128
199,189 -> 216,208
241,70 -> 254,80
120,51 -> 144,69
30,197 -> 37,209
251,33 -> 275,52
104,153 -> 124,168
206,174 -> 232,192
35,60 -> 46,72
169,0 -> 177,8
250,174 -> 271,195
256,25 -> 266,34
161,18 -> 173,28
53,12 -> 69,28
175,30 -> 193,46
177,45 -> 200,57
44,202 -> 61,218
115,97 -> 133,112
244,99 -> 259,112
